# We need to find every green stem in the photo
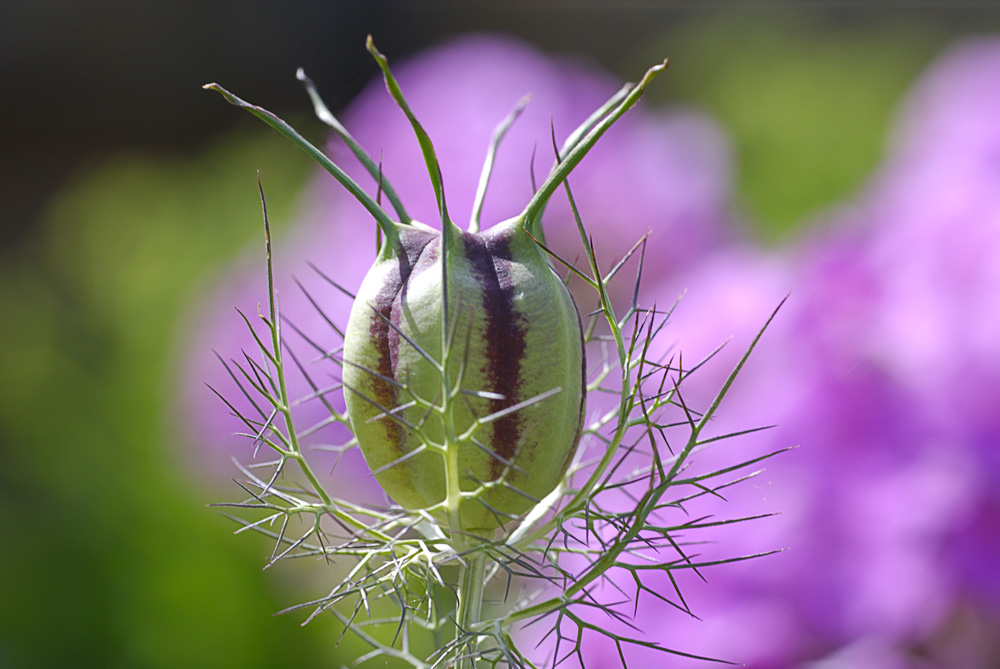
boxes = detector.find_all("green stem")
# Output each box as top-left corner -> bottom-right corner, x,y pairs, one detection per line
456,551 -> 487,668
256,191 -> 336,511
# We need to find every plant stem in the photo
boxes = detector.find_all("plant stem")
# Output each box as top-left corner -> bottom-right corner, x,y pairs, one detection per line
456,551 -> 487,668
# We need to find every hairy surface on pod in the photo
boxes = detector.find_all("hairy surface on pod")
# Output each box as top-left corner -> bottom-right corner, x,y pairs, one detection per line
343,219 -> 585,532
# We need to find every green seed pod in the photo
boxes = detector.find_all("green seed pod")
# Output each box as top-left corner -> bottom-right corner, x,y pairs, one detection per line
343,217 -> 585,533
205,37 -> 666,536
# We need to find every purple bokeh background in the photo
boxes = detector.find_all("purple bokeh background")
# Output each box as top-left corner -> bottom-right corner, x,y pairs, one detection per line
181,35 -> 1000,667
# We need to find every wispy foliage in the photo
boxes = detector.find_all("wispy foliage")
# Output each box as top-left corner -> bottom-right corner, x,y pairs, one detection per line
205,37 -> 785,668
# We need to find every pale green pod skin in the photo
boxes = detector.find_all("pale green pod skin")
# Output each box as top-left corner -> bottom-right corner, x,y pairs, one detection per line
343,217 -> 585,533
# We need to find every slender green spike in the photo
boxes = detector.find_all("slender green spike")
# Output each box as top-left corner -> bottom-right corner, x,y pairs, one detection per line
670,295 -> 790,480
364,36 -> 460,394
375,151 -> 386,254
366,35 -> 453,230
470,94 -> 531,233
521,59 -> 669,230
204,83 -> 400,249
559,82 -> 632,159
521,84 -> 629,240
257,172 -> 276,329
296,67 -> 412,225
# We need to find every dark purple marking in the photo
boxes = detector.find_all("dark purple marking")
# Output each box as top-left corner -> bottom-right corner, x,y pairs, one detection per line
367,229 -> 437,457
464,228 -> 528,479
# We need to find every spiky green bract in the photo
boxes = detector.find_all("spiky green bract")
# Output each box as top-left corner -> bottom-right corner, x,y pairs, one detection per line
207,38 -> 788,669
343,217 -> 585,535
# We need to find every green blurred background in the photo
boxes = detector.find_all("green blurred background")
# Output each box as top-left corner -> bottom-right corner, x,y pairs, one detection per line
2,3 -> 998,667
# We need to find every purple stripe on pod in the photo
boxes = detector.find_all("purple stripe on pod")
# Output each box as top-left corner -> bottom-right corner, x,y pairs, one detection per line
366,228 -> 436,456
462,230 -> 527,476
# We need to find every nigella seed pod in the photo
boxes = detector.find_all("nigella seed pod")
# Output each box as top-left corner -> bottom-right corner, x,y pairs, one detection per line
205,37 -> 666,536
343,218 -> 585,533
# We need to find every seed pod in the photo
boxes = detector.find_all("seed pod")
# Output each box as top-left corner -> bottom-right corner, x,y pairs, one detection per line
206,39 -> 665,535
343,218 -> 585,533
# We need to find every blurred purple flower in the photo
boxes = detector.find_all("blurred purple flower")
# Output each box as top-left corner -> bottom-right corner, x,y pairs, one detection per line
577,38 -> 1000,668
860,38 -> 1000,636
